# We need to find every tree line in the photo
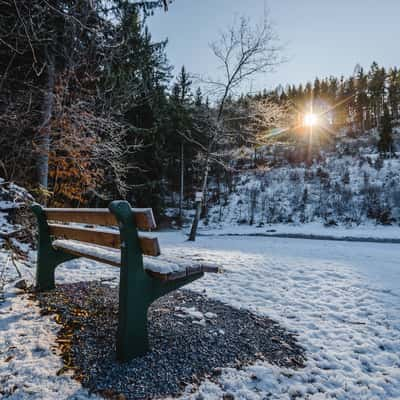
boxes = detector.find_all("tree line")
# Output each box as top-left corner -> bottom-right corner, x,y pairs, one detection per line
258,62 -> 400,134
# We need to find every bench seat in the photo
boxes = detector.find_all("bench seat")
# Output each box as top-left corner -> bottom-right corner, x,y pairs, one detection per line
53,239 -> 219,281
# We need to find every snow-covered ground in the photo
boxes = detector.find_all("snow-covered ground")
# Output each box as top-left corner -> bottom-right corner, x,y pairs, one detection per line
197,221 -> 400,241
1,232 -> 400,399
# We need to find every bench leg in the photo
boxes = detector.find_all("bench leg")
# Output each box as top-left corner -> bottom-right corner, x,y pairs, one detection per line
116,273 -> 204,362
36,248 -> 76,291
116,300 -> 150,362
36,253 -> 58,291
32,203 -> 77,291
110,200 -> 205,362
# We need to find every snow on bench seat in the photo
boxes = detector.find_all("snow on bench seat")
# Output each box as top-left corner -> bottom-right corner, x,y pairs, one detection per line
52,239 -> 219,281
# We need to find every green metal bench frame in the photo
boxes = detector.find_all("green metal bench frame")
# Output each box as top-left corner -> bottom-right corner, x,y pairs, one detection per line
32,200 -> 204,362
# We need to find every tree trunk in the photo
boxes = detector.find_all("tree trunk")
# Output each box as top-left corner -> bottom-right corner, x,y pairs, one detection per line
37,52 -> 55,194
179,141 -> 184,223
188,158 -> 209,241
188,200 -> 202,242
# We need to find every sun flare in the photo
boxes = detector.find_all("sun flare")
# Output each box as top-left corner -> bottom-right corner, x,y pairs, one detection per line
304,113 -> 318,127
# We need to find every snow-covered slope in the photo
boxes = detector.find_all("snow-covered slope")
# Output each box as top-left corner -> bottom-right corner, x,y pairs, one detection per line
205,154 -> 400,230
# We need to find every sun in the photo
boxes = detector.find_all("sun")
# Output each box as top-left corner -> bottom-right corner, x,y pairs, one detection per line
304,113 -> 318,127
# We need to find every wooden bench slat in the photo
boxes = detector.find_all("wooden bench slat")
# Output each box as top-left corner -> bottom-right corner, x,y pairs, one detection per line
45,209 -> 116,226
147,264 -> 219,281
201,265 -> 220,273
48,224 -> 160,256
53,239 -> 121,267
52,240 -> 218,281
138,235 -> 161,258
148,270 -> 188,281
132,209 -> 157,231
44,208 -> 156,231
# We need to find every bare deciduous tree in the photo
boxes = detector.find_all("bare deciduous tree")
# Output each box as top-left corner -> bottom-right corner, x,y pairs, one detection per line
187,15 -> 285,241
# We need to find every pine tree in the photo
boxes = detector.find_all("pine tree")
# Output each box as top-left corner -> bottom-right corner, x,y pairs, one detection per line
345,76 -> 356,127
355,66 -> 369,131
368,62 -> 387,127
194,87 -> 203,107
313,77 -> 321,99
378,105 -> 395,156
335,76 -> 348,128
388,68 -> 400,120
168,66 -> 195,221
101,4 -> 173,211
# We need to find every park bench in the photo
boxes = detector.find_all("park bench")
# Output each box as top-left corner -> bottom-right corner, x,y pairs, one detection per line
31,200 -> 218,362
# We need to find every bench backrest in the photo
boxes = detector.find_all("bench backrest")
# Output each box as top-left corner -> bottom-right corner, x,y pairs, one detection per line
44,208 -> 160,257
44,208 -> 156,230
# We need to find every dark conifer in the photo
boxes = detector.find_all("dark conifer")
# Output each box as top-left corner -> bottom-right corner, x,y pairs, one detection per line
378,105 -> 395,156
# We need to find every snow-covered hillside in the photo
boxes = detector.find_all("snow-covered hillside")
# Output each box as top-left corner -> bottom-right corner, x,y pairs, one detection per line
205,148 -> 400,230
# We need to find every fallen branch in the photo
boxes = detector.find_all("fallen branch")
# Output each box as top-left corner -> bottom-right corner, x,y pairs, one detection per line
0,254 -> 11,303
10,253 -> 22,279
99,277 -> 117,283
0,229 -> 24,239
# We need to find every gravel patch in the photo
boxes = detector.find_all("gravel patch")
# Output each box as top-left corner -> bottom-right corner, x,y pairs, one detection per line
35,282 -> 305,399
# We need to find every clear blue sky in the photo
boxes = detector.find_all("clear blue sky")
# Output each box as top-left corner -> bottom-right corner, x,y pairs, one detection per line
148,0 -> 400,92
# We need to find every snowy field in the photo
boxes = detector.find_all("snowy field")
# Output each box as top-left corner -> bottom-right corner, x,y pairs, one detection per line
1,232 -> 400,399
